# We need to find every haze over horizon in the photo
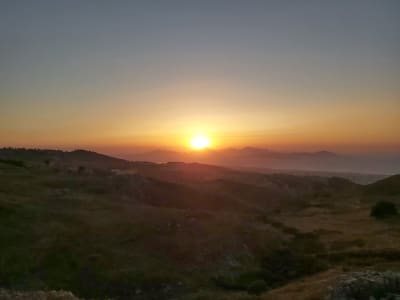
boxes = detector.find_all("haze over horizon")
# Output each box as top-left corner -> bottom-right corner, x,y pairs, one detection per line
1,0 -> 399,154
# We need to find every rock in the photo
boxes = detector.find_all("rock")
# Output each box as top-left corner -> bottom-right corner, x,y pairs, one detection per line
326,271 -> 400,300
0,289 -> 80,300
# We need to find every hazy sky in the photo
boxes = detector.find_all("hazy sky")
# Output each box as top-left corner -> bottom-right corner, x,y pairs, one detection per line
1,0 -> 399,153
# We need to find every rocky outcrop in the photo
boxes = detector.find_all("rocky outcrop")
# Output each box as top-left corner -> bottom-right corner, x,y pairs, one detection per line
0,289 -> 80,300
326,271 -> 400,300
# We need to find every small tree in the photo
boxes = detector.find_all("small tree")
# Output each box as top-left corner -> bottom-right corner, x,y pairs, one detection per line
370,201 -> 398,219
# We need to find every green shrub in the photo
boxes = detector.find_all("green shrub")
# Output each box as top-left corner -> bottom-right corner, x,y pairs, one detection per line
247,280 -> 268,295
370,201 -> 398,219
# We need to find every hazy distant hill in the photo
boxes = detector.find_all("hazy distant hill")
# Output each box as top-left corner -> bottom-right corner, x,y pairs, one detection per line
125,147 -> 400,176
0,148 -> 391,184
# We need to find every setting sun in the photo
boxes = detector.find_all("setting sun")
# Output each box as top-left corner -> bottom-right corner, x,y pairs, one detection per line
190,135 -> 211,150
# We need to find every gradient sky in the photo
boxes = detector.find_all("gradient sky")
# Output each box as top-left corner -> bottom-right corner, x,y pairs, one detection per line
1,0 -> 399,153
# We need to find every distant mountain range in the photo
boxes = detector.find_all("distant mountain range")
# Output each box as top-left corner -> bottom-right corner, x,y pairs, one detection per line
1,147 -> 399,182
124,147 -> 400,175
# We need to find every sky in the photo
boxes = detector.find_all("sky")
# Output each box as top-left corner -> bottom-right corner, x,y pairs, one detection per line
1,0 -> 399,153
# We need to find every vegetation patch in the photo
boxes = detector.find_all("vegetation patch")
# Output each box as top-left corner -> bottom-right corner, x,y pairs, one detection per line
0,158 -> 26,168
260,248 -> 327,286
370,201 -> 398,219
214,232 -> 327,294
246,280 -> 268,295
318,249 -> 400,266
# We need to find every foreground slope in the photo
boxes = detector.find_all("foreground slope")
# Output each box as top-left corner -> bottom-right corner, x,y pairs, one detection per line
0,149 -> 399,300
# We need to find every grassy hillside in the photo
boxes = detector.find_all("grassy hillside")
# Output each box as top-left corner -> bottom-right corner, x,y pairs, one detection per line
364,174 -> 400,196
0,149 -> 399,299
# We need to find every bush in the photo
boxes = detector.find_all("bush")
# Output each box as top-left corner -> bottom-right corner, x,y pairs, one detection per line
261,248 -> 327,286
247,280 -> 268,295
370,201 -> 398,219
214,234 -> 328,293
0,159 -> 26,168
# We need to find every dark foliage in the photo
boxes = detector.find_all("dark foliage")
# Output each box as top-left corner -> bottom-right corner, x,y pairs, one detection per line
214,248 -> 326,293
247,280 -> 268,295
260,248 -> 327,286
0,159 -> 26,168
370,201 -> 398,219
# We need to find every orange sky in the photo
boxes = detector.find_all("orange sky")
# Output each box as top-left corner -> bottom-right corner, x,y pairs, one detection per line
1,1 -> 399,154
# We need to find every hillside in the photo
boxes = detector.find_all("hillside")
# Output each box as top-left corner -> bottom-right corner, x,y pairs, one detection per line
0,148 -> 128,169
0,149 -> 399,299
364,174 -> 400,196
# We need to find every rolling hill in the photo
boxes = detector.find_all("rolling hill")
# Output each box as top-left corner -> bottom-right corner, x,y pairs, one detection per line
0,148 -> 399,300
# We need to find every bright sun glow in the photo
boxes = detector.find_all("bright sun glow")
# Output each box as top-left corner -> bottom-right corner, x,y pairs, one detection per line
190,135 -> 211,150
